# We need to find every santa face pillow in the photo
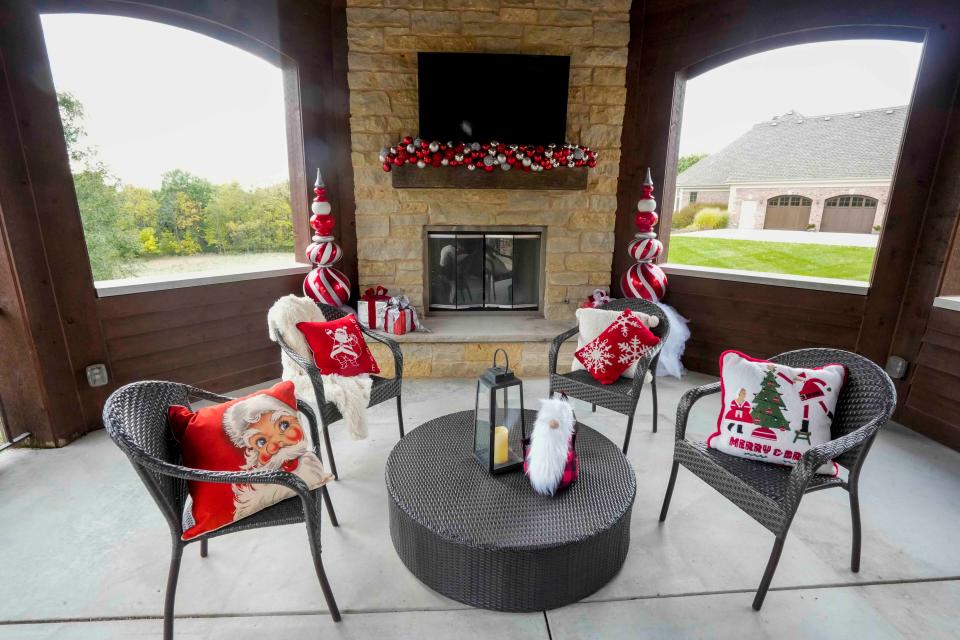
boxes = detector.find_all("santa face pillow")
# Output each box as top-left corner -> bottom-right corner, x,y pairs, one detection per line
297,315 -> 380,377
706,351 -> 846,476
167,380 -> 333,540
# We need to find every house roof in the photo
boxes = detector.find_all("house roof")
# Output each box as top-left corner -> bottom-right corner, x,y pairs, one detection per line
677,106 -> 908,187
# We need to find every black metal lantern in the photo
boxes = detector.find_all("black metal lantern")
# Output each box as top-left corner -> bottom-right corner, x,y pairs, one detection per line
474,349 -> 526,474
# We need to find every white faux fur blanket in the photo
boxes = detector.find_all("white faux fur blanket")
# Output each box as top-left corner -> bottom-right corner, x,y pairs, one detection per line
267,295 -> 373,440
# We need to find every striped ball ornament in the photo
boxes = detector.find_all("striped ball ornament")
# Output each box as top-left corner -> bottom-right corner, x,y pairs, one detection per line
621,261 -> 667,301
306,241 -> 342,266
627,237 -> 663,262
304,266 -> 351,306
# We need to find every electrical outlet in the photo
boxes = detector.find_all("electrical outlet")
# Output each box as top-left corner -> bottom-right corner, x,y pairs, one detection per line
86,364 -> 109,387
885,356 -> 908,380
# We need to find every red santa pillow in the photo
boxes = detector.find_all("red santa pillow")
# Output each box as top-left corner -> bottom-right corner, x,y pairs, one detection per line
167,380 -> 334,541
297,315 -> 380,377
574,309 -> 660,385
707,351 -> 847,476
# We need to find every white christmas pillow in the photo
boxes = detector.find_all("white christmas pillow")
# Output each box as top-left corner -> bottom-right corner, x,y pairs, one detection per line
570,307 -> 659,379
706,351 -> 846,476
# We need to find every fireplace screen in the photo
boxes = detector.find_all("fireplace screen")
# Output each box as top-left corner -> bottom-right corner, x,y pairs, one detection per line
427,232 -> 542,310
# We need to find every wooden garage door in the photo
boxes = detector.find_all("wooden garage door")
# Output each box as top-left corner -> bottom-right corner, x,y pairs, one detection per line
820,195 -> 877,233
764,195 -> 811,230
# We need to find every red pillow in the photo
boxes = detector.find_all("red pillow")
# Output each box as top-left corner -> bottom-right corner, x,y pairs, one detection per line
297,315 -> 380,376
167,380 -> 333,540
574,309 -> 660,384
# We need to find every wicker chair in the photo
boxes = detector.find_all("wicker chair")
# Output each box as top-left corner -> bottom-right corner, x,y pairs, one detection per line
658,348 -> 896,611
548,298 -> 670,454
274,301 -> 404,479
102,381 -> 342,639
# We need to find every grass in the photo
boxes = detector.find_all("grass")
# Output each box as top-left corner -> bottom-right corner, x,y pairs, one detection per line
667,237 -> 875,281
126,251 -> 295,278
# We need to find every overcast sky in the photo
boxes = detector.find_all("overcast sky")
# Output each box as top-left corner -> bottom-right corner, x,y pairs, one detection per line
41,14 -> 289,190
679,40 -> 923,156
41,16 -> 923,186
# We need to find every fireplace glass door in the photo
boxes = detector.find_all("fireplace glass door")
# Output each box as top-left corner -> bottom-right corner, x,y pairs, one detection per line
428,232 -> 541,311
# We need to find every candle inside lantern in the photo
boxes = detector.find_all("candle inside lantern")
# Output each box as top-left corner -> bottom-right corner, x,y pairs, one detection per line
493,426 -> 509,465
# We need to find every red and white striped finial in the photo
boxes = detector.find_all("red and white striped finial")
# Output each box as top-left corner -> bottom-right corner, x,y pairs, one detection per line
619,167 -> 668,301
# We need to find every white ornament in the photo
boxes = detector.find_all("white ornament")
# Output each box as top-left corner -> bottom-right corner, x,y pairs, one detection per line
429,141 -> 439,152
406,144 -> 416,154
496,153 -> 506,164
522,157 -> 532,167
467,163 -> 477,171
500,163 -> 511,171
441,158 -> 449,166
311,201 -> 332,215
417,160 -> 426,168
637,198 -> 657,212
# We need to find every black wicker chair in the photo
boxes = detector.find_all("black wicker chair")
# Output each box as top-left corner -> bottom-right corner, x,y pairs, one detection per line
102,381 -> 342,639
658,348 -> 896,611
548,298 -> 670,454
274,301 -> 404,479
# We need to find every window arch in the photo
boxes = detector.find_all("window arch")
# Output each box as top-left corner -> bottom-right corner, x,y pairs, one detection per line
768,195 -> 812,207
825,195 -> 878,208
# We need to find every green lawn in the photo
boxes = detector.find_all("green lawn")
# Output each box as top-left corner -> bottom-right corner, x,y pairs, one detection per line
667,237 -> 875,281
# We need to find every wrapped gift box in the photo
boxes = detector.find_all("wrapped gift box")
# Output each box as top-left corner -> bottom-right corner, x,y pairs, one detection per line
358,286 -> 390,330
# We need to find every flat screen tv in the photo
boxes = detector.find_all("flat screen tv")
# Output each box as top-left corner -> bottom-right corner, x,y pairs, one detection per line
418,52 -> 569,146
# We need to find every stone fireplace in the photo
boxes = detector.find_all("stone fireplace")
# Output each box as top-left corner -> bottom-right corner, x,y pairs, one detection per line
345,1 -> 631,376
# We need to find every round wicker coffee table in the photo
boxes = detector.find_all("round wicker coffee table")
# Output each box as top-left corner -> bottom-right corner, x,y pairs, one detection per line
385,409 -> 636,612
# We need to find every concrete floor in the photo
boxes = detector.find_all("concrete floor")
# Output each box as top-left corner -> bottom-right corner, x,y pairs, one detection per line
1,374 -> 958,639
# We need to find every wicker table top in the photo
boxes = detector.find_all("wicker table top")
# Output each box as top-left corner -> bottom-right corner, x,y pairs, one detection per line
385,409 -> 636,551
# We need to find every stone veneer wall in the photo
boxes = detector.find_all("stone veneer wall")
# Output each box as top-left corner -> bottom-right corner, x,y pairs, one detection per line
345,0 -> 631,322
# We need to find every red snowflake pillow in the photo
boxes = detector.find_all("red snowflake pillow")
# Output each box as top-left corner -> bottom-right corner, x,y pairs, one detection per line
574,309 -> 660,384
706,351 -> 847,476
167,380 -> 334,541
297,315 -> 380,376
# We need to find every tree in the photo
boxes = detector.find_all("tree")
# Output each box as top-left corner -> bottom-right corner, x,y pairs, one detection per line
156,169 -> 213,242
678,153 -> 708,174
57,91 -> 90,165
750,366 -> 790,431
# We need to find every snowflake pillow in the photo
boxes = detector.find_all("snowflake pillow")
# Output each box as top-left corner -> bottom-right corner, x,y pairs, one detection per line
571,307 -> 659,379
707,351 -> 847,476
297,315 -> 380,376
574,309 -> 660,385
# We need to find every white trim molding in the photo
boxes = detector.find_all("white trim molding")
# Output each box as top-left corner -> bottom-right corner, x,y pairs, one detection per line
661,263 -> 870,295
933,296 -> 960,312
95,263 -> 311,297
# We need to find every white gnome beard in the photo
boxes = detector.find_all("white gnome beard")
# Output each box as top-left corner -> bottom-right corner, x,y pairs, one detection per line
233,440 -> 331,521
527,399 -> 575,496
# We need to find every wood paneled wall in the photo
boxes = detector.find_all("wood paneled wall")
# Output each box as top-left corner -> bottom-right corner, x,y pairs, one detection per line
665,276 -> 866,376
96,275 -> 304,394
899,309 -> 960,449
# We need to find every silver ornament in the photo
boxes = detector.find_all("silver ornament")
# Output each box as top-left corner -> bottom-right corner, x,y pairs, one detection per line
483,155 -> 495,166
429,141 -> 439,152
416,159 -> 426,168
406,143 -> 416,154
467,163 -> 477,171
496,153 -> 506,164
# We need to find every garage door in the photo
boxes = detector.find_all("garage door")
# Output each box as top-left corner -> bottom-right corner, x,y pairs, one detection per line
764,195 -> 811,230
820,195 -> 877,233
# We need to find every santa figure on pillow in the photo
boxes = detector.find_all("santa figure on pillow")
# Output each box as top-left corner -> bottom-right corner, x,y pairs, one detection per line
221,393 -> 332,521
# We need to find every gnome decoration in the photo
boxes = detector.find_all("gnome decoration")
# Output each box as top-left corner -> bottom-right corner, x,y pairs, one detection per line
620,168 -> 668,301
303,169 -> 351,307
524,397 -> 579,496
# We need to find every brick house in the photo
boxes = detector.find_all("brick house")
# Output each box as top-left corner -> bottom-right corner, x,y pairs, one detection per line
676,106 -> 908,233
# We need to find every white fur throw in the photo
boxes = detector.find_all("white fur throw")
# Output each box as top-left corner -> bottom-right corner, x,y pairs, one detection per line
527,398 -> 577,496
267,295 -> 373,440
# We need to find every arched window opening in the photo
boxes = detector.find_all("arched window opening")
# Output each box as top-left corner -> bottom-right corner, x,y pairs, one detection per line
670,39 -> 921,282
41,14 -> 294,288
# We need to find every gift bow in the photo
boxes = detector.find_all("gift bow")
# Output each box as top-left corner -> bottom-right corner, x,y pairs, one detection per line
388,295 -> 410,309
362,285 -> 389,299
377,295 -> 429,332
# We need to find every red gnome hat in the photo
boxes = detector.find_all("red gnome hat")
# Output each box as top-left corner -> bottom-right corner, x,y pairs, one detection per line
795,373 -> 829,401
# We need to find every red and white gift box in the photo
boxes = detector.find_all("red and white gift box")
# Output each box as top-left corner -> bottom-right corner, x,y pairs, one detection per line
377,295 -> 421,335
358,286 -> 390,330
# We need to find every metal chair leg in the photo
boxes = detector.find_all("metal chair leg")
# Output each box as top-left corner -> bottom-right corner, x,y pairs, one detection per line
850,485 -> 862,573
752,536 -> 786,611
322,485 -> 339,527
659,461 -> 680,522
622,413 -> 635,455
320,415 -> 338,480
651,374 -> 658,433
200,539 -> 208,558
164,541 -> 183,640
396,395 -> 405,438
306,522 -> 341,622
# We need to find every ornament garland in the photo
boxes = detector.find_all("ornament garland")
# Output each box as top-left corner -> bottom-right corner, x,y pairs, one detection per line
620,168 -> 668,301
379,137 -> 597,173
303,169 -> 351,307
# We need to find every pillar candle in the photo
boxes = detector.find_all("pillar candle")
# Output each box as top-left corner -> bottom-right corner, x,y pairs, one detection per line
493,426 -> 509,465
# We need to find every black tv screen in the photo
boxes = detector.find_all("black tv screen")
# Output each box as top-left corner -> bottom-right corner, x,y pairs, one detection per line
418,52 -> 569,145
